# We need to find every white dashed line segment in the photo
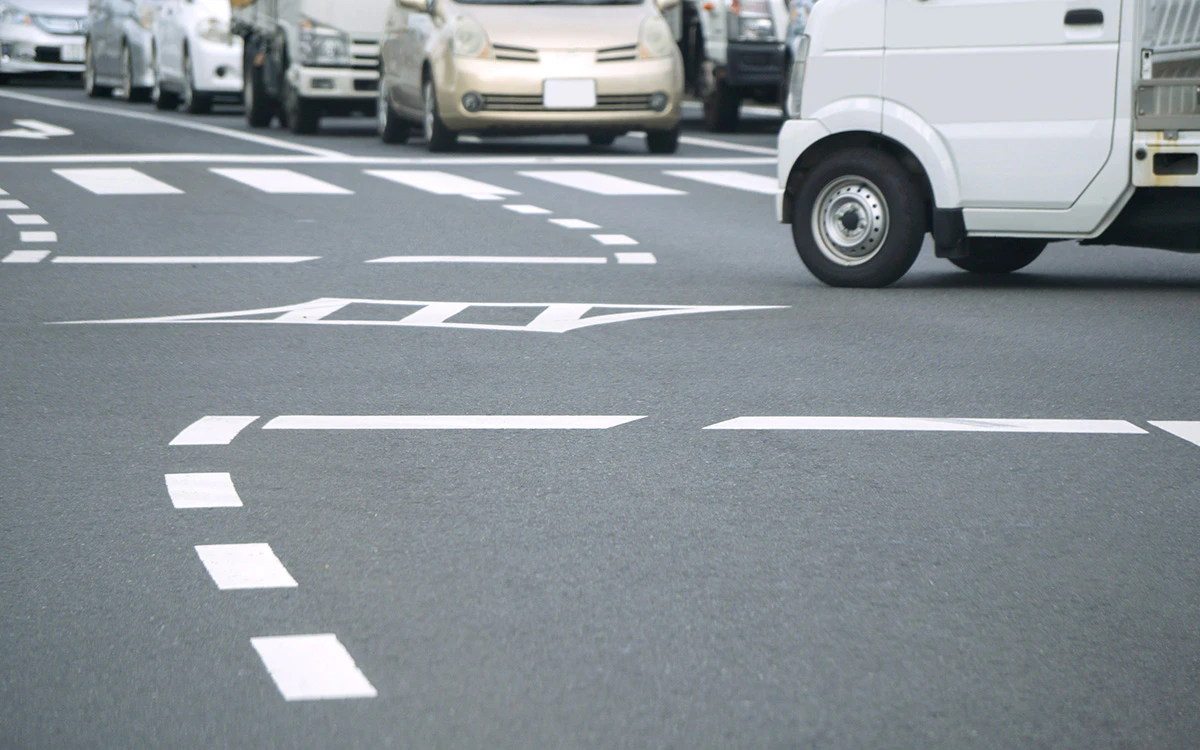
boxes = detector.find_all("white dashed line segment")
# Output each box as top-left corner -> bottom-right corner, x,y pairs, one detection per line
2,250 -> 50,263
519,170 -> 686,195
366,170 -> 518,197
53,168 -> 184,195
0,200 -> 28,210
703,417 -> 1148,433
170,416 -> 260,446
503,204 -> 552,214
165,472 -> 244,508
366,255 -> 607,264
263,415 -> 647,430
1149,421 -> 1200,448
20,231 -> 56,243
615,252 -> 657,264
251,634 -> 378,701
591,234 -> 638,246
195,544 -> 298,590
8,214 -> 47,225
549,218 -> 600,229
211,168 -> 353,195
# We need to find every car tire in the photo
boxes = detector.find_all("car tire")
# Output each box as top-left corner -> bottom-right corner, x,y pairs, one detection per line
378,86 -> 409,144
152,55 -> 180,110
180,48 -> 212,115
84,44 -> 112,98
703,79 -> 740,133
422,78 -> 457,153
284,78 -> 319,134
645,127 -> 680,154
119,45 -> 151,103
244,56 -> 274,128
791,148 -> 927,288
949,239 -> 1047,274
588,133 -> 617,147
0,73 -> 9,86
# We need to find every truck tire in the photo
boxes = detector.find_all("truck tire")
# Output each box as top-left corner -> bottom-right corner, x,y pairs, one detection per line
950,239 -> 1047,274
378,86 -> 409,144
244,55 -> 274,128
703,80 -> 740,132
791,148 -> 927,287
422,79 -> 457,152
284,79 -> 319,134
645,126 -> 680,154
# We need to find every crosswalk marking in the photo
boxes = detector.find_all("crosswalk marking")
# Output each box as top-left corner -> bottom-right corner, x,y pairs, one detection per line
0,199 -> 28,210
20,231 -> 56,243
195,544 -> 298,590
664,170 -> 778,195
8,214 -> 47,225
549,218 -> 600,229
592,234 -> 638,246
504,204 -> 551,214
211,168 -> 353,195
520,170 -> 686,196
704,417 -> 1147,433
365,170 -> 518,197
2,250 -> 50,263
166,472 -> 244,508
251,634 -> 378,701
1150,421 -> 1200,448
170,416 -> 260,446
615,252 -> 656,264
54,168 -> 183,195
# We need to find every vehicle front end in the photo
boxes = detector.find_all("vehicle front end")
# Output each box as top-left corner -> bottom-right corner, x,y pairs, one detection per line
722,0 -> 787,95
0,0 -> 87,77
187,7 -> 242,95
287,14 -> 380,110
123,2 -> 162,88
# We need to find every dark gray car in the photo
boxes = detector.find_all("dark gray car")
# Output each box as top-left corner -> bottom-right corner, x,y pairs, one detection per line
83,0 -> 164,101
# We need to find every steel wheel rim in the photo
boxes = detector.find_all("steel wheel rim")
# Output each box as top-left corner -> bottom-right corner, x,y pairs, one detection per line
811,175 -> 889,266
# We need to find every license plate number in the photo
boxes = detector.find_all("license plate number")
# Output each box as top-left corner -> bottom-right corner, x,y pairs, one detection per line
61,45 -> 85,63
543,79 -> 596,110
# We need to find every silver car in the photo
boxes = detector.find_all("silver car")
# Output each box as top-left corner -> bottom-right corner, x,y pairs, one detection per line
83,0 -> 164,101
0,0 -> 88,82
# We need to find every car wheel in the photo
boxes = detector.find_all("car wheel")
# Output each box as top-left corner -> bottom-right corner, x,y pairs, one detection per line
244,56 -> 273,128
791,148 -> 927,287
284,78 -> 320,134
119,45 -> 150,102
422,78 -> 457,152
645,127 -> 680,154
84,44 -> 112,98
949,239 -> 1047,274
378,86 -> 409,144
180,48 -> 212,115
702,79 -> 740,133
152,53 -> 179,110
588,133 -> 617,147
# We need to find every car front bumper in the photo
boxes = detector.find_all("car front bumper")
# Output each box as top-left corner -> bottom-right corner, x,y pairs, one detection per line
0,23 -> 85,74
190,36 -> 243,93
289,64 -> 379,100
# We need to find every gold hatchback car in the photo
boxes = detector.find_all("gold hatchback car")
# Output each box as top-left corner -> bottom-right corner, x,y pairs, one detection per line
378,0 -> 684,152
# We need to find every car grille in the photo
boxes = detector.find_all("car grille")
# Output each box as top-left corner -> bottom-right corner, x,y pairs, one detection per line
481,94 -> 654,112
351,39 -> 380,70
34,15 -> 85,35
35,47 -> 62,63
493,44 -> 538,63
354,79 -> 378,92
596,44 -> 638,62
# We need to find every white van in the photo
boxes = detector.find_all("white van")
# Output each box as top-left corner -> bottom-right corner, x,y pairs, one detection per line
777,0 -> 1200,287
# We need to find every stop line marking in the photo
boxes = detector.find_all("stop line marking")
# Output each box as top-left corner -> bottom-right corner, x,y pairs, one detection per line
251,634 -> 378,701
704,417 -> 1147,433
263,415 -> 646,430
195,544 -> 298,590
166,472 -> 244,508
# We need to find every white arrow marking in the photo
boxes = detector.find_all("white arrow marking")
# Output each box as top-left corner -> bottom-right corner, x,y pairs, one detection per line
0,119 -> 74,139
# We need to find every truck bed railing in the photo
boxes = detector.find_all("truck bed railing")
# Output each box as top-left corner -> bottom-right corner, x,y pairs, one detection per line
1139,0 -> 1200,129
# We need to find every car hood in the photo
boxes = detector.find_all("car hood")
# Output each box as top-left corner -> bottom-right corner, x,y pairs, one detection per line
21,0 -> 88,16
462,3 -> 649,50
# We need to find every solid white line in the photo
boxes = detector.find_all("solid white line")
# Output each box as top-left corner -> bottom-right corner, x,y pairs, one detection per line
211,168 -> 353,195
366,255 -> 607,264
20,231 -> 56,243
615,252 -> 657,264
51,256 -> 318,264
365,170 -> 518,196
549,218 -> 600,229
165,472 -> 244,509
8,214 -> 47,225
704,417 -> 1148,433
251,634 -> 377,701
520,170 -> 685,196
195,544 -> 298,590
1149,421 -> 1200,448
0,89 -> 346,158
54,168 -> 183,196
664,170 -> 779,195
2,250 -> 50,263
263,415 -> 646,430
0,200 -> 28,210
170,415 -> 260,445
592,234 -> 638,246
0,153 -> 777,166
503,204 -> 551,215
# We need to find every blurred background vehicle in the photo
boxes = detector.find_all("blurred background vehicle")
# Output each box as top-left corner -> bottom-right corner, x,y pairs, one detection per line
232,0 -> 387,134
378,0 -> 684,153
84,0 -> 165,100
0,0 -> 88,83
151,0 -> 242,113
779,0 -> 810,118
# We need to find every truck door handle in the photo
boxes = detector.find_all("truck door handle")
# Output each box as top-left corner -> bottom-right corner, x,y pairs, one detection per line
1064,8 -> 1104,25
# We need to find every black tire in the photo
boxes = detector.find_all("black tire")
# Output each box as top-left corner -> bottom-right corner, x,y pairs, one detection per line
119,45 -> 151,103
949,239 -> 1047,274
588,133 -> 617,147
645,127 -> 680,154
422,78 -> 457,152
84,44 -> 112,98
244,55 -> 274,128
703,79 -> 740,132
378,86 -> 409,144
0,73 -> 9,86
152,54 -> 180,110
284,79 -> 319,134
791,148 -> 927,288
180,49 -> 212,115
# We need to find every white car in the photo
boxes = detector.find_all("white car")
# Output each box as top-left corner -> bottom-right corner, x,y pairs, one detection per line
0,0 -> 87,83
151,0 -> 241,113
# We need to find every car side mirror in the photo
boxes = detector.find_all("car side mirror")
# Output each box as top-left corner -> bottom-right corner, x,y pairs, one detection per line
656,0 -> 682,10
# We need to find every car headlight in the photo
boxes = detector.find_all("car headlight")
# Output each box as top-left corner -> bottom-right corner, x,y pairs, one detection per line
0,1 -> 32,25
638,16 -> 674,59
786,34 -> 808,119
729,0 -> 776,42
450,16 -> 489,58
299,16 -> 351,67
196,17 -> 231,45
136,4 -> 157,30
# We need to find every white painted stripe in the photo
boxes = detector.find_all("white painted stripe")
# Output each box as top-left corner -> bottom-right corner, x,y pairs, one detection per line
195,544 -> 298,590
615,252 -> 657,264
1149,421 -> 1200,448
504,204 -> 552,215
549,218 -> 600,229
54,168 -> 183,195
264,415 -> 646,430
664,170 -> 779,195
210,168 -> 353,195
465,192 -> 505,201
2,250 -> 50,263
52,256 -> 318,264
165,472 -> 243,509
366,255 -> 607,264
20,231 -> 56,243
170,416 -> 259,446
8,214 -> 47,225
629,129 -> 780,155
251,634 -> 377,701
520,170 -> 686,196
592,234 -> 638,246
0,187 -> 7,194
0,200 -> 28,210
365,170 -> 518,196
704,417 -> 1148,433
0,152 -> 775,166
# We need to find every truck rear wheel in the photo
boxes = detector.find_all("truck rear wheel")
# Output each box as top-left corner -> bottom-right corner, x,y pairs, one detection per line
791,148 -> 927,287
284,80 -> 320,135
244,55 -> 274,128
949,239 -> 1047,274
703,80 -> 740,132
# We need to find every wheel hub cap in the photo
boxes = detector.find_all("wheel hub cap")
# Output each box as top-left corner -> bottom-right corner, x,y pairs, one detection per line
812,176 -> 889,266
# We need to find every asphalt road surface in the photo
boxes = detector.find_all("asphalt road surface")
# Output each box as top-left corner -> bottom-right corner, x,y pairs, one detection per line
2,81 -> 1199,748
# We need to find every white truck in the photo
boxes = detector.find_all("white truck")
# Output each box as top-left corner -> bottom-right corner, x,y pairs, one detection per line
230,0 -> 389,133
778,0 -> 1200,287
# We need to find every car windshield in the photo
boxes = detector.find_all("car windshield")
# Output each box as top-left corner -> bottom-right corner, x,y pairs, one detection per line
456,0 -> 643,5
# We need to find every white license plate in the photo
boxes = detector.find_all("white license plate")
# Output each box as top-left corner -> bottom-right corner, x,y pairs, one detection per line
61,45 -> 85,63
543,79 -> 596,110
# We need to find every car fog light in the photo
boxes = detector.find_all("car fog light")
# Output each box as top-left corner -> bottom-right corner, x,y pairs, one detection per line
311,78 -> 335,90
216,66 -> 228,78
649,92 -> 669,112
462,92 -> 484,112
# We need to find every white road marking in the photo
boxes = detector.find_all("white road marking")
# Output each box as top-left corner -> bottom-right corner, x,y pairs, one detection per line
615,252 -> 657,264
520,170 -> 686,196
592,234 -> 638,245
165,472 -> 244,509
503,204 -> 552,215
170,416 -> 260,446
549,218 -> 600,229
20,231 -> 56,243
52,256 -> 318,264
664,170 -> 779,194
0,186 -> 7,194
195,544 -> 298,590
627,129 -> 779,155
465,193 -> 505,201
704,417 -> 1148,433
264,415 -> 646,430
0,119 -> 74,139
366,255 -> 607,264
0,200 -> 28,210
251,634 -> 377,701
2,250 -> 50,263
210,168 -> 353,195
0,153 -> 775,166
54,168 -> 183,195
8,214 -> 47,225
1149,421 -> 1200,448
365,170 -> 518,197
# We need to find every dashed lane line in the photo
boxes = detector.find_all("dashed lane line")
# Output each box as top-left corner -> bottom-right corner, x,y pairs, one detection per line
250,634 -> 378,701
166,473 -> 244,508
262,415 -> 647,430
195,544 -> 299,590
170,416 -> 260,446
53,168 -> 183,196
1149,421 -> 1200,448
704,417 -> 1148,433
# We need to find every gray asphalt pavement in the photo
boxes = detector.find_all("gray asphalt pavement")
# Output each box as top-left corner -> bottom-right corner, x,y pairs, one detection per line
2,81 -> 1199,748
